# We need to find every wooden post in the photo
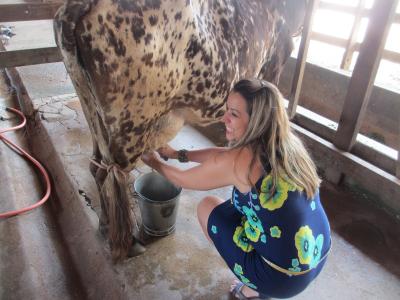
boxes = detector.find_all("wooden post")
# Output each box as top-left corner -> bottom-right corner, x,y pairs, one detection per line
340,0 -> 367,70
288,0 -> 319,119
334,0 -> 398,152
397,115 -> 400,179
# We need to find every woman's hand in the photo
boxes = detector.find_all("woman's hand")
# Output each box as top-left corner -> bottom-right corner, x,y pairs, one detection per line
157,145 -> 177,161
141,151 -> 162,170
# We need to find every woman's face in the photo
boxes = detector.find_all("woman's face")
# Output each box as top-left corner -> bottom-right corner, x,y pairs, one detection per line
222,92 -> 250,142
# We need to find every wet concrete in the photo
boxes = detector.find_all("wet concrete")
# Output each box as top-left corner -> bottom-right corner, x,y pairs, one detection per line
320,182 -> 400,280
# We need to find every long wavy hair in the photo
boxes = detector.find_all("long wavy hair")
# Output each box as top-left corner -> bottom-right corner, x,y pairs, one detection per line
230,78 -> 320,199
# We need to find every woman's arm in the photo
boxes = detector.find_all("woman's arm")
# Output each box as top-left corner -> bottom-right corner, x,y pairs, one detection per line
158,145 -> 227,163
141,150 -> 237,190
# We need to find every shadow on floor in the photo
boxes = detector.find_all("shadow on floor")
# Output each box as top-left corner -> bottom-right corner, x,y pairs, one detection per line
320,181 -> 400,279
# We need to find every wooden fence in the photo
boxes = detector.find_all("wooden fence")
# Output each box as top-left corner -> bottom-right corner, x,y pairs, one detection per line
288,0 -> 400,181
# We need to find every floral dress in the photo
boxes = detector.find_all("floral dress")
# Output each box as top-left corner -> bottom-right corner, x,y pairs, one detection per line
207,173 -> 331,298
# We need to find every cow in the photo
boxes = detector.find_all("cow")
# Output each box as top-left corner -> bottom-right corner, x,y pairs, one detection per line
54,0 -> 308,260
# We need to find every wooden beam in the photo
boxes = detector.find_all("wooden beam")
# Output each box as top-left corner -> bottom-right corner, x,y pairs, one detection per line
397,150 -> 400,178
318,2 -> 360,14
340,0 -> 366,70
395,13 -> 400,23
293,122 -> 400,214
382,49 -> 400,64
311,32 -> 348,48
398,116 -> 400,178
0,47 -> 62,68
312,32 -> 400,64
334,0 -> 399,151
318,2 -> 400,24
0,3 -> 63,22
0,38 -> 5,52
289,102 -> 397,176
288,0 -> 319,119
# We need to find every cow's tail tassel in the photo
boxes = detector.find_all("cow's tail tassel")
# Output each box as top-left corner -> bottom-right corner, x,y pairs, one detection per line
100,164 -> 133,261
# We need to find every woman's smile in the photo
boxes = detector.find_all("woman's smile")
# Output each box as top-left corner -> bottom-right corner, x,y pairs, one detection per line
222,92 -> 250,142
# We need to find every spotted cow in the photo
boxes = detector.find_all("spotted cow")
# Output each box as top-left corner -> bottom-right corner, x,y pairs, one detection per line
54,0 -> 308,260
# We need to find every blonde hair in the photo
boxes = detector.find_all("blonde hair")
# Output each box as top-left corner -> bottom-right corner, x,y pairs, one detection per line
230,79 -> 320,199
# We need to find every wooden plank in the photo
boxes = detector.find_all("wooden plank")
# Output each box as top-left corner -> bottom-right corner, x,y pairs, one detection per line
288,0 -> 319,119
318,2 -> 400,23
0,38 -> 5,52
352,141 -> 396,176
318,2 -> 358,14
382,49 -> 400,64
340,0 -> 366,70
312,32 -> 400,64
0,2 -> 63,22
398,108 -> 400,178
395,13 -> 400,23
293,122 -> 400,214
290,104 -> 397,175
334,0 -> 399,151
311,32 -> 347,47
0,47 -> 62,68
397,151 -> 400,178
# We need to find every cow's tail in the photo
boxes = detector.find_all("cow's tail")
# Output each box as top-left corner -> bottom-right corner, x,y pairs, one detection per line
53,0 -> 92,62
53,1 -> 138,261
101,167 -> 135,260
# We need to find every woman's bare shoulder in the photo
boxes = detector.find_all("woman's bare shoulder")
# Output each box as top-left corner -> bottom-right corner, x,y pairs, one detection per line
231,146 -> 254,163
212,147 -> 250,163
216,146 -> 263,191
207,147 -> 250,176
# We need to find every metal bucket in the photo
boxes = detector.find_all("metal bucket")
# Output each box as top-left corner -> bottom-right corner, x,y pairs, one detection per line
133,172 -> 181,236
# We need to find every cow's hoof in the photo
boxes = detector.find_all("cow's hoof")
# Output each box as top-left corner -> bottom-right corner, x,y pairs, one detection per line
128,240 -> 146,257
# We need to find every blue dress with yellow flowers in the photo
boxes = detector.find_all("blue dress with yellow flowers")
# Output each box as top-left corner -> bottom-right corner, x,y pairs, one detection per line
207,172 -> 331,298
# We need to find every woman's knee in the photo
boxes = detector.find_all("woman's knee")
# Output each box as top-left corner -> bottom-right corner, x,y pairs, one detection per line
197,196 -> 223,224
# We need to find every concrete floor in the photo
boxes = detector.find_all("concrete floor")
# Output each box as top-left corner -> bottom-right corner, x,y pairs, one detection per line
0,71 -> 84,299
0,19 -> 399,300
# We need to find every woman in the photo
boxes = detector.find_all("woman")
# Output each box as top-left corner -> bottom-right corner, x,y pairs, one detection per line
141,79 -> 331,299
